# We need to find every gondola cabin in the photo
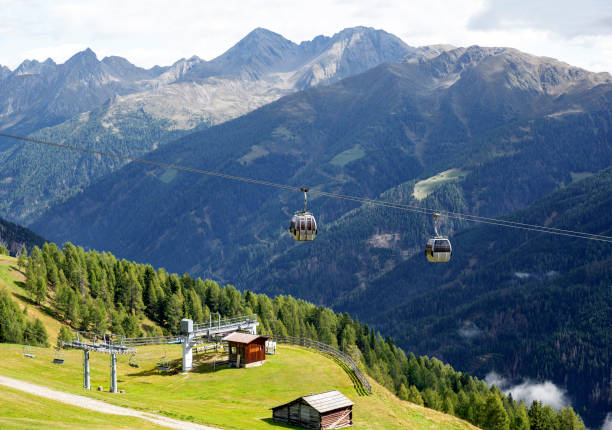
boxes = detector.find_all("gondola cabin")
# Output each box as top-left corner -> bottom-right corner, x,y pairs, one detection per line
425,237 -> 452,262
272,390 -> 354,429
222,332 -> 268,368
289,211 -> 318,241
289,188 -> 318,241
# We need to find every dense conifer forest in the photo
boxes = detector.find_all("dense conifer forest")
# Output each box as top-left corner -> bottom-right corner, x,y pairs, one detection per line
0,242 -> 585,429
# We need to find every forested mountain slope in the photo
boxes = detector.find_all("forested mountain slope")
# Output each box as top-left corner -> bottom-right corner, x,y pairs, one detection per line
0,217 -> 45,255
35,45 -> 612,290
1,27 -> 420,224
0,245 -> 584,429
337,167 -> 612,427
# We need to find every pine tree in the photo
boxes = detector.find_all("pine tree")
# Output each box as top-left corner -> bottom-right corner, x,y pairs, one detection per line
482,394 -> 510,430
25,246 -> 47,304
0,289 -> 25,343
66,289 -> 80,325
540,406 -> 557,430
121,314 -> 141,337
407,385 -> 424,406
31,318 -> 49,347
57,325 -> 74,347
17,246 -> 28,272
528,401 -> 544,430
121,268 -> 144,315
557,406 -> 584,430
422,388 -> 442,410
55,282 -> 72,320
89,298 -> 108,333
164,293 -> 183,333
511,403 -> 530,430
398,383 -> 410,400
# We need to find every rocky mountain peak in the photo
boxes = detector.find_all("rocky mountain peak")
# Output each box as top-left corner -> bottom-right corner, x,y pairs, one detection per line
0,65 -> 11,80
223,27 -> 297,57
14,59 -> 42,75
291,26 -> 415,89
65,47 -> 99,68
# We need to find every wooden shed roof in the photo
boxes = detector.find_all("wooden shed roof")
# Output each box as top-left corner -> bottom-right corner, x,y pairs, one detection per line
272,390 -> 354,414
222,332 -> 268,345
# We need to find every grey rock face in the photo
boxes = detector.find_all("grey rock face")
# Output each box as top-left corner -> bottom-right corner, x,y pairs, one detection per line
0,48 -> 166,136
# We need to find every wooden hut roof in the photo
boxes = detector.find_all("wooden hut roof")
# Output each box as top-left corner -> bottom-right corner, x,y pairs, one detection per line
222,332 -> 268,345
272,390 -> 354,414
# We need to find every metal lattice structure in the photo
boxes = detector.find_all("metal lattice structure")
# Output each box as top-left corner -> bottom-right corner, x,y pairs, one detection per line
62,314 -> 259,391
62,332 -> 137,393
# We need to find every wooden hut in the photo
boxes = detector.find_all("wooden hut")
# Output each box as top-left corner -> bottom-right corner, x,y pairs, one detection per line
222,332 -> 268,368
271,390 -> 353,429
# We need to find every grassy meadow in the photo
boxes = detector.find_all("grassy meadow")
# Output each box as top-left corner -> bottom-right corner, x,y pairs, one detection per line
0,255 -> 478,430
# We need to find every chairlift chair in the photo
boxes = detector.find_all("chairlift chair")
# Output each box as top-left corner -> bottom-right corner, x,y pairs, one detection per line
53,346 -> 65,364
22,339 -> 35,359
128,352 -> 140,368
157,350 -> 170,372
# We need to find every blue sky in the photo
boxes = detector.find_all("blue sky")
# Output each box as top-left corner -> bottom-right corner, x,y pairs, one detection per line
1,0 -> 611,72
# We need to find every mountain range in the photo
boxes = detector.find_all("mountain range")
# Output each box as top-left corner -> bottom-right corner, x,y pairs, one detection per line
1,26 -> 611,426
0,27 -> 425,222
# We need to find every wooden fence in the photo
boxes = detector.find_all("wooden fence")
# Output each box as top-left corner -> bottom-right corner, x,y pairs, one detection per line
270,335 -> 371,395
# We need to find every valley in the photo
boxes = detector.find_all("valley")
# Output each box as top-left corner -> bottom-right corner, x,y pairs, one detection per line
0,20 -> 610,429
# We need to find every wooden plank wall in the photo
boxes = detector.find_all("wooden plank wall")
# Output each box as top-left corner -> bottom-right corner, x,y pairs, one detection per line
321,407 -> 352,429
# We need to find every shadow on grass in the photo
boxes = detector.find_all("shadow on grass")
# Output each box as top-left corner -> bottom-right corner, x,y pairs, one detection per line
126,357 -> 183,377
260,418 -> 299,428
8,265 -> 23,275
11,288 -> 60,321
329,355 -> 369,397
189,353 -> 230,374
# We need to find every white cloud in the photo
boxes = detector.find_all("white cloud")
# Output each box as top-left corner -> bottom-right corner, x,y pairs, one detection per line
0,0 -> 611,72
508,380 -> 570,410
469,0 -> 612,37
485,371 -> 507,387
602,413 -> 612,430
485,371 -> 570,410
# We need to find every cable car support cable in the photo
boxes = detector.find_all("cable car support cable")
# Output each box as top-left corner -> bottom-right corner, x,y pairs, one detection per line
1,132 -> 611,243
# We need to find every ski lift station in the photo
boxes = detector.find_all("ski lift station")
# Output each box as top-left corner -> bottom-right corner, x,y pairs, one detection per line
222,332 -> 268,368
63,315 -> 259,392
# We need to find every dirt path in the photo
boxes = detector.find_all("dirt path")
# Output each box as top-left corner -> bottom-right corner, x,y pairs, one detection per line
0,374 -> 220,430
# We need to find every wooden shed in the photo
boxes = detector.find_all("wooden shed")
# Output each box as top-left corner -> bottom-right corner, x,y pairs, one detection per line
271,390 -> 354,429
222,332 -> 268,368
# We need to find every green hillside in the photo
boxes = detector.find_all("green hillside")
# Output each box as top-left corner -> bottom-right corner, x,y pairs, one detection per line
0,385 -> 168,430
0,343 -> 478,430
0,256 -> 480,430
0,247 -> 585,429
